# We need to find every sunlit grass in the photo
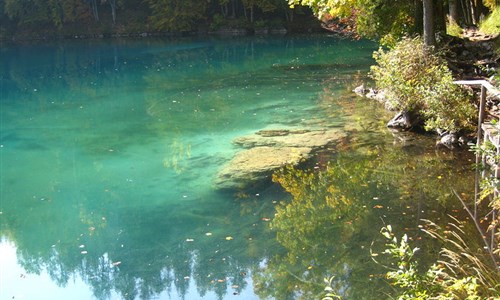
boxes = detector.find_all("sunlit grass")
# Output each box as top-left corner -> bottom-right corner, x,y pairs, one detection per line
446,16 -> 463,37
480,7 -> 500,35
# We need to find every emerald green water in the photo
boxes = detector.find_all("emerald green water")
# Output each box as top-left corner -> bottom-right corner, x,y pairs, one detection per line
0,36 -> 476,299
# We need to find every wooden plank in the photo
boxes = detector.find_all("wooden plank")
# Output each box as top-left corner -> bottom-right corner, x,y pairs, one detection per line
454,80 -> 500,97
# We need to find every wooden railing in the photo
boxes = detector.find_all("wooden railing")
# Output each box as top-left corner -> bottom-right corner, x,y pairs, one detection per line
454,80 -> 500,146
455,80 -> 499,262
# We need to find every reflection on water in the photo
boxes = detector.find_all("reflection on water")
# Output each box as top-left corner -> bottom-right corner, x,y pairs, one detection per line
0,36 -> 476,299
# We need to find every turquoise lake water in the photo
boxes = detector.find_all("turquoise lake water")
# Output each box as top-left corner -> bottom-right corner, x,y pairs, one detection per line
0,35 -> 477,299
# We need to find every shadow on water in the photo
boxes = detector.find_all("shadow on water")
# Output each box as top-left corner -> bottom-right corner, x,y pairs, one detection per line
0,35 -> 478,299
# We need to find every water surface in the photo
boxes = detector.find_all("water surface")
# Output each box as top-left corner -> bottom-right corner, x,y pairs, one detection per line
0,35 -> 476,299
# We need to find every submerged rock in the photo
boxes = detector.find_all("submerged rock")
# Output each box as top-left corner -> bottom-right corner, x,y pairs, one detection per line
234,129 -> 345,148
214,146 -> 312,190
214,128 -> 346,190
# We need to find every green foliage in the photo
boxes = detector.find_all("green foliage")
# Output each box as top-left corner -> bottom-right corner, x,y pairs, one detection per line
371,37 -> 476,133
258,137 -> 477,299
4,0 -> 50,24
379,225 -> 490,300
146,0 -> 207,31
356,0 -> 415,46
483,0 -> 499,9
209,14 -> 249,31
322,276 -> 342,300
380,225 -> 447,299
480,6 -> 500,35
287,0 -> 356,18
289,0 -> 416,44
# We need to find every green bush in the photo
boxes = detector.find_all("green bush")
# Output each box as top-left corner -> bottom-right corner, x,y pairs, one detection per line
370,37 -> 476,133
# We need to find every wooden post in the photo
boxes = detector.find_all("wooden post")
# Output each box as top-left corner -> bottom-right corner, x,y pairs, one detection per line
477,85 -> 487,146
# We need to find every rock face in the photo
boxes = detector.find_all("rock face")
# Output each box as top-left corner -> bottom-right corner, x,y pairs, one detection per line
387,111 -> 422,131
214,129 -> 346,190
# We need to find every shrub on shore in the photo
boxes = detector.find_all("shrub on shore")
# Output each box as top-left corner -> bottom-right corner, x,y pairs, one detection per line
370,37 -> 476,133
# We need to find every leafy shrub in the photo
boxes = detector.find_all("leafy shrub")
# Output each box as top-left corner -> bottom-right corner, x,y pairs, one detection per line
378,223 -> 498,299
371,37 -> 476,133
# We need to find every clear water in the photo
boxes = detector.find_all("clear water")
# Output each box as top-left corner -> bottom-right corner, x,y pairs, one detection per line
0,36 -> 476,299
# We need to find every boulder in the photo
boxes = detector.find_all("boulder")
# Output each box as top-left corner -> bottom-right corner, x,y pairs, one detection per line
214,128 -> 346,190
387,111 -> 420,131
353,84 -> 368,96
437,132 -> 459,149
214,146 -> 312,190
234,129 -> 346,148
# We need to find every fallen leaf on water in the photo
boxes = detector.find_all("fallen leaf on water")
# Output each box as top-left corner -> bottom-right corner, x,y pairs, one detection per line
225,236 -> 233,241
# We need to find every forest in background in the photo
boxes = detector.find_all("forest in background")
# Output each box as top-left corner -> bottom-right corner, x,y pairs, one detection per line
0,0 -> 322,40
1,0 -> 498,43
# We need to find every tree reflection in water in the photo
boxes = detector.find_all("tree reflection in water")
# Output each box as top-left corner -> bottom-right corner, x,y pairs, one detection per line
254,135 -> 475,299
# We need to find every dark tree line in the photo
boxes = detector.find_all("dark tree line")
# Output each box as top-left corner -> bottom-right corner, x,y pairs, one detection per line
0,0 -> 313,37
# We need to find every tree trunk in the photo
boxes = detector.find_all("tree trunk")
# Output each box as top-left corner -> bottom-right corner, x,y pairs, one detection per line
435,0 -> 446,32
231,0 -> 236,18
449,0 -> 459,24
89,0 -> 99,21
109,0 -> 116,25
423,0 -> 435,46
414,0 -> 423,34
470,0 -> 478,24
461,0 -> 473,24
